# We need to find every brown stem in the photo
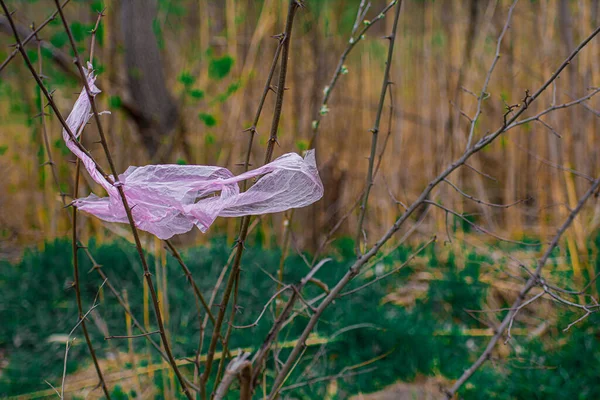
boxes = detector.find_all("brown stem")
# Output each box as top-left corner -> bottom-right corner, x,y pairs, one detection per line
214,274 -> 240,389
72,135 -> 111,400
105,330 -> 161,340
355,0 -> 403,256
263,0 -> 300,164
307,0 -> 398,148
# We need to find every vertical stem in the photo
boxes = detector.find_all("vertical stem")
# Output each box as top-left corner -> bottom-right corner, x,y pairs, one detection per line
263,0 -> 300,164
72,160 -> 112,399
355,0 -> 403,255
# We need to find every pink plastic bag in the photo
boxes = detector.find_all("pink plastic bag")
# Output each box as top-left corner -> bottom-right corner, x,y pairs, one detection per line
64,64 -> 324,239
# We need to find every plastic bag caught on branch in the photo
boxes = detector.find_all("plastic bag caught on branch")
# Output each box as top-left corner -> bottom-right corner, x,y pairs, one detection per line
63,64 -> 324,240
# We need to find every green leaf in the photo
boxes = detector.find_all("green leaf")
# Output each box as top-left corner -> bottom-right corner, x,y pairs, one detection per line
208,55 -> 234,80
199,113 -> 217,127
178,72 -> 196,87
90,0 -> 103,13
176,158 -> 187,165
205,133 -> 216,145
50,31 -> 68,48
109,95 -> 122,108
54,138 -> 70,156
295,140 -> 309,152
188,89 -> 205,99
214,81 -> 242,103
70,22 -> 87,42
0,145 -> 7,156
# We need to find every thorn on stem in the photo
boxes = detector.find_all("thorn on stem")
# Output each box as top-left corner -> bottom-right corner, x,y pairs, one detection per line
234,238 -> 246,250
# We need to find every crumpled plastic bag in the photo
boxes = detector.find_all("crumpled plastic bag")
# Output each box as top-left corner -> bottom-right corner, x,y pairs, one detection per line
64,64 -> 324,239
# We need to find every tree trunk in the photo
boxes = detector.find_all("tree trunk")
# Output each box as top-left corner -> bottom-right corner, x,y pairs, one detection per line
121,0 -> 177,159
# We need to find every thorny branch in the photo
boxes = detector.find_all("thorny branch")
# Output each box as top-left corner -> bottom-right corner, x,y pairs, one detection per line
465,0 -> 519,150
308,0 -> 400,147
355,0 -> 403,256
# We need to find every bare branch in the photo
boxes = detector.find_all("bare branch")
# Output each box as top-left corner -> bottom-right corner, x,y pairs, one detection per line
507,87 -> 600,131
425,201 -> 538,246
443,179 -> 529,208
105,330 -> 160,340
445,175 -> 600,398
339,237 -> 435,297
355,0 -> 403,256
214,352 -> 252,400
233,286 -> 291,329
466,0 -> 519,150
308,0 -> 399,147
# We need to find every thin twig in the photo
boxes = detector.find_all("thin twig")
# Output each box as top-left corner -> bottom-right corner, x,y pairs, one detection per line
443,179 -> 529,208
355,0 -> 403,255
425,201 -> 539,246
233,286 -> 292,329
60,280 -> 107,399
105,330 -> 160,340
308,0 -> 399,147
463,163 -> 498,182
466,0 -> 518,150
72,153 -> 111,399
338,237 -> 435,297
279,367 -> 377,392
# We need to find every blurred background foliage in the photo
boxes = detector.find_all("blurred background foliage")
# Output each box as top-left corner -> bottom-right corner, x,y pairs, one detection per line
1,0 -> 600,398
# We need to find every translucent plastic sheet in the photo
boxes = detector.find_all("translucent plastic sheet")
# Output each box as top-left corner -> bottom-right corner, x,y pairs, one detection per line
64,65 -> 324,239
